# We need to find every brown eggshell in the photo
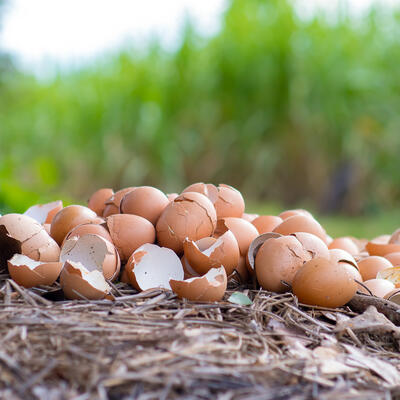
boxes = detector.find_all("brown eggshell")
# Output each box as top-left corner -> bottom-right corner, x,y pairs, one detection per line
60,234 -> 120,281
156,192 -> 217,254
255,235 -> 311,293
63,222 -> 112,244
167,193 -> 179,202
88,188 -> 114,216
60,261 -> 112,300
357,256 -> 392,281
252,215 -> 282,234
389,229 -> 400,244
8,254 -> 62,288
183,230 -> 240,276
214,184 -> 245,218
182,183 -> 219,204
365,241 -> 400,257
50,205 -> 98,245
376,266 -> 400,288
358,279 -> 395,298
180,255 -> 200,279
235,255 -> 249,282
328,249 -> 363,283
279,209 -> 313,220
273,215 -> 326,242
384,252 -> 400,266
106,214 -> 156,262
328,237 -> 359,256
242,213 -> 259,223
103,187 -> 135,218
24,200 -> 63,224
126,243 -> 184,291
292,257 -> 357,308
290,232 -> 329,259
43,224 -> 51,235
384,289 -> 400,304
170,266 -> 227,302
215,217 -> 259,256
120,186 -> 169,225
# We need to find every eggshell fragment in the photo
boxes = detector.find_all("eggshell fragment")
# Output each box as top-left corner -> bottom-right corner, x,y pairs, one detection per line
384,252 -> 400,266
376,267 -> 400,288
255,235 -> 311,293
273,215 -> 327,242
242,213 -> 259,223
8,254 -> 62,288
50,205 -> 98,245
247,232 -> 282,272
235,255 -> 249,282
182,182 -> 219,204
156,192 -> 217,254
292,257 -> 357,308
328,237 -> 359,256
60,261 -> 112,300
103,187 -> 135,218
328,249 -> 362,283
167,193 -> 179,202
290,232 -> 329,259
252,215 -> 282,234
214,184 -> 245,218
389,229 -> 400,244
183,230 -> 240,276
365,241 -> 400,257
279,209 -> 313,220
63,222 -> 112,244
170,266 -> 227,302
384,289 -> 400,304
106,214 -> 156,262
88,188 -> 114,216
358,279 -> 395,298
181,255 -> 200,279
120,186 -> 169,225
126,243 -> 183,291
357,256 -> 393,281
60,234 -> 120,281
24,200 -> 63,224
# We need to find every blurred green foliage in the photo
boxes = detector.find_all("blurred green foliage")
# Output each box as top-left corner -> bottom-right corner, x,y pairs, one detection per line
1,0 -> 400,236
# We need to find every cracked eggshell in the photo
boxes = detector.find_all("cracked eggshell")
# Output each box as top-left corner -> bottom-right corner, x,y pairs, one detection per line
376,267 -> 400,288
215,217 -> 259,257
156,192 -> 217,254
60,261 -> 112,300
120,186 -> 169,225
63,222 -> 112,244
88,188 -> 114,216
242,213 -> 259,223
279,209 -> 313,220
180,255 -> 200,279
126,243 -> 184,291
365,241 -> 400,257
182,182 -> 219,204
358,278 -> 395,298
170,266 -> 227,302
328,237 -> 359,256
273,214 -> 327,242
8,254 -> 62,288
328,249 -> 362,283
255,235 -> 311,293
50,205 -> 98,246
167,193 -> 178,202
357,256 -> 392,281
214,184 -> 245,219
252,215 -> 282,234
106,214 -> 155,262
60,234 -> 120,281
24,200 -> 63,225
292,257 -> 357,308
384,289 -> 400,304
384,252 -> 400,266
290,232 -> 329,259
0,214 -> 60,265
103,187 -> 135,218
183,230 -> 240,276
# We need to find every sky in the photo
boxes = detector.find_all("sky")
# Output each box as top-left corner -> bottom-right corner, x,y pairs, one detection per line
0,0 -> 398,75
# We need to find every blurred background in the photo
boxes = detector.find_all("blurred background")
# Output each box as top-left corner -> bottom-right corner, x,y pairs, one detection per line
1,0 -> 400,237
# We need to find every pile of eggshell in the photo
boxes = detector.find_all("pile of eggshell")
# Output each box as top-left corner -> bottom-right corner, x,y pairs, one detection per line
1,183 -> 400,307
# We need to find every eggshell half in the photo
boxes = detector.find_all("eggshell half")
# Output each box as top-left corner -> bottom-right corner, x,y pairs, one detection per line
357,256 -> 393,281
242,213 -> 259,223
24,200 -> 63,224
385,252 -> 400,266
182,182 -> 219,204
328,237 -> 359,256
358,279 -> 395,298
103,187 -> 135,218
273,215 -> 326,242
8,254 -> 62,288
63,222 -> 112,244
170,266 -> 227,302
365,241 -> 400,257
214,184 -> 245,218
88,188 -> 114,216
279,209 -> 313,220
376,266 -> 400,288
252,215 -> 282,234
290,232 -> 329,259
384,289 -> 400,304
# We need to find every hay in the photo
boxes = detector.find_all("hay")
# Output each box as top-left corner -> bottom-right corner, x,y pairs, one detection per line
0,277 -> 399,400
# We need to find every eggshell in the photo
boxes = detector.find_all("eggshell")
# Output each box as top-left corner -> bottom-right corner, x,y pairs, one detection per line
384,252 -> 400,266
384,289 -> 400,304
292,257 -> 357,308
88,188 -> 114,216
214,184 -> 245,218
357,256 -> 392,281
252,215 -> 282,234
60,261 -> 112,300
376,266 -> 400,288
50,205 -> 98,245
365,241 -> 400,257
126,243 -> 183,291
8,254 -> 62,288
215,217 -> 259,256
328,237 -> 359,256
389,229 -> 400,244
43,224 -> 51,235
24,200 -> 63,224
235,255 -> 249,282
180,255 -> 200,279
103,187 -> 135,218
0,214 -> 60,264
328,249 -> 363,283
182,182 -> 218,204
106,214 -> 156,262
170,266 -> 227,302
358,279 -> 395,298
156,192 -> 217,254
183,230 -> 240,276
273,215 -> 326,242
279,209 -> 313,220
120,186 -> 169,225
242,213 -> 259,223
167,193 -> 179,202
290,232 -> 329,259
63,222 -> 112,244
255,235 -> 311,293
60,234 -> 120,281
247,232 -> 282,273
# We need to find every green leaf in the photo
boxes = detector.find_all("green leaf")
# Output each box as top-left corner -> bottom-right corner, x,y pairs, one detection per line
228,292 -> 252,306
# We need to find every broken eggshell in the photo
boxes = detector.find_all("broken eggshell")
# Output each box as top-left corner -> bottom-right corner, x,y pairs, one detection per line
376,266 -> 400,288
252,215 -> 282,234
170,266 -> 227,302
214,184 -> 245,219
102,187 -> 135,218
88,188 -> 114,216
63,222 -> 112,244
182,182 -> 219,204
8,254 -> 62,288
290,232 -> 329,259
24,200 -> 63,225
357,256 -> 393,281
328,237 -> 359,256
358,278 -> 395,298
